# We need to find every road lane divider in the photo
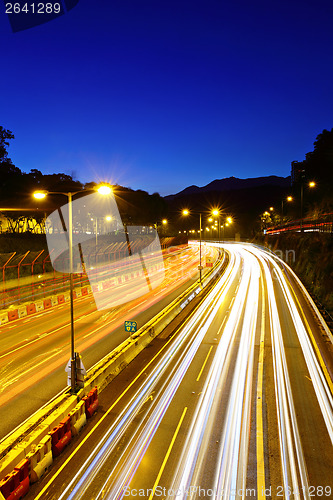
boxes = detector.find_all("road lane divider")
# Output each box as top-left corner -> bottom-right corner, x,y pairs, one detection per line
148,407 -> 188,500
256,278 -> 266,499
0,249 -> 226,490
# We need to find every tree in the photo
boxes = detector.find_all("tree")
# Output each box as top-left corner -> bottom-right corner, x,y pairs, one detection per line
300,129 -> 333,188
0,126 -> 15,164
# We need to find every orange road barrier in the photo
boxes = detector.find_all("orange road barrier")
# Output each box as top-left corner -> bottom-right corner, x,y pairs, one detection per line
68,401 -> 87,436
27,435 -> 53,483
43,298 -> 52,309
57,295 -> 65,304
81,287 -> 88,296
49,416 -> 72,457
26,303 -> 36,315
0,458 -> 29,500
83,386 -> 99,419
7,310 -> 18,322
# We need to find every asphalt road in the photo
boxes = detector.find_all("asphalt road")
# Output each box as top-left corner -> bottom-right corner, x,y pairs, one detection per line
18,243 -> 333,499
0,245 -> 217,440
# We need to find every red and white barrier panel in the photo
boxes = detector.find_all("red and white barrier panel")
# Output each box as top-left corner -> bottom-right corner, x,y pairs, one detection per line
26,435 -> 53,483
0,458 -> 29,500
49,415 -> 72,458
68,400 -> 87,436
83,387 -> 99,419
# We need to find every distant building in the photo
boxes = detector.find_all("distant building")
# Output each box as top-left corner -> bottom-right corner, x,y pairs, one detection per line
291,161 -> 305,185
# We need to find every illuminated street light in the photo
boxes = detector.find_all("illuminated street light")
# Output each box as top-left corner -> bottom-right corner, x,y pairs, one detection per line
33,191 -> 47,200
97,184 -> 113,195
182,208 -> 203,283
300,179 -> 316,232
33,183 -> 112,393
281,196 -> 293,223
211,208 -> 221,243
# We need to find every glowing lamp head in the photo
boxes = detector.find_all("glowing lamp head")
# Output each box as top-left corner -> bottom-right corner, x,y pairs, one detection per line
97,184 -> 112,195
182,209 -> 189,216
309,181 -> 316,188
162,219 -> 167,225
33,191 -> 47,200
105,216 -> 112,221
212,209 -> 219,216
287,196 -> 293,202
227,217 -> 233,224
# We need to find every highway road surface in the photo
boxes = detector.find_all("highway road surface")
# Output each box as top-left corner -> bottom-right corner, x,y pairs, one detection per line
0,244 -> 217,440
18,244 -> 333,499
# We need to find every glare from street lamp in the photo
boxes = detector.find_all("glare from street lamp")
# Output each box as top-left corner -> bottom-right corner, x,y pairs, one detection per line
287,196 -> 293,202
105,216 -> 112,221
33,191 -> 47,199
162,219 -> 168,225
269,207 -> 274,211
309,181 -> 316,188
97,184 -> 113,195
227,217 -> 233,224
182,209 -> 189,216
208,217 -> 213,222
212,209 -> 219,216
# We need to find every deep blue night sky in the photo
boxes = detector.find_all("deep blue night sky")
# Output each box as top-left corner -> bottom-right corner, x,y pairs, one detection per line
1,0 -> 333,195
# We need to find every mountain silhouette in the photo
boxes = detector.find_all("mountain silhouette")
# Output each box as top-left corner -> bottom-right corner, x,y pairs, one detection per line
165,175 -> 290,200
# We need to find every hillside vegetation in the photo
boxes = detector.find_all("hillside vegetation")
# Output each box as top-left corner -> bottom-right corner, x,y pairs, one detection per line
259,233 -> 333,313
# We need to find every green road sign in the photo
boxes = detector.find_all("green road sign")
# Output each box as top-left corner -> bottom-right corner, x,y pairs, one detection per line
125,320 -> 137,333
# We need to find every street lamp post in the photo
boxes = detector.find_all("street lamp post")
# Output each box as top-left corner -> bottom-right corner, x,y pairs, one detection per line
300,180 -> 315,232
281,196 -> 293,224
182,209 -> 203,283
33,184 -> 112,393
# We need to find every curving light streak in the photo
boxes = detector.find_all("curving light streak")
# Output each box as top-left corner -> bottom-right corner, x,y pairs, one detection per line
57,243 -> 332,500
256,251 -> 309,499
58,252 -> 238,499
260,250 -> 333,443
168,247 -> 260,499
